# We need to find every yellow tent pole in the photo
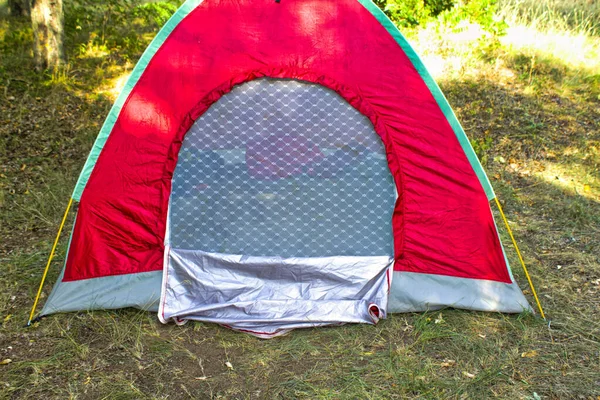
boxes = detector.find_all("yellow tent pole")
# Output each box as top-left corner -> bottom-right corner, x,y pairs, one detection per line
27,197 -> 74,326
493,197 -> 546,320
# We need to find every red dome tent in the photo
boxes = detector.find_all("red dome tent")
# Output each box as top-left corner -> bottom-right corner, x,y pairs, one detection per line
33,0 -> 537,337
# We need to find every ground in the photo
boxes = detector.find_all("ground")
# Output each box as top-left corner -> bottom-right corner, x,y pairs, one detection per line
0,0 -> 599,398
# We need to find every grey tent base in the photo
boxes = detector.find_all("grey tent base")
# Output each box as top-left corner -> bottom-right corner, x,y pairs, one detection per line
388,271 -> 532,314
42,268 -> 531,319
41,269 -> 160,316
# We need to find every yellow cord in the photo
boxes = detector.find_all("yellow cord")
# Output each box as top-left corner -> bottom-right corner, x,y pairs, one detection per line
27,197 -> 74,326
494,197 -> 546,319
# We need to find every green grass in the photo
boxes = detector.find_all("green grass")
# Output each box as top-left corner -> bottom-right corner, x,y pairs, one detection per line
1,1 -> 599,398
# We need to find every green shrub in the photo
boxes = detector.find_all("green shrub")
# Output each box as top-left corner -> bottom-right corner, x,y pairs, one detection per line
374,0 -> 454,27
374,0 -> 506,35
439,0 -> 506,35
382,0 -> 433,27
425,0 -> 455,16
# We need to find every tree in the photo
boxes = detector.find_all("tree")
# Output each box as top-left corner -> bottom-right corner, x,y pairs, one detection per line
7,0 -> 30,17
31,0 -> 64,71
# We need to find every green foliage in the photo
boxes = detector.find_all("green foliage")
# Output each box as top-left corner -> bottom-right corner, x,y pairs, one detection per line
425,0 -> 455,16
64,0 -> 180,60
0,22 -> 32,53
375,0 -> 454,27
382,0 -> 434,27
375,0 -> 506,34
439,0 -> 507,35
136,2 -> 180,27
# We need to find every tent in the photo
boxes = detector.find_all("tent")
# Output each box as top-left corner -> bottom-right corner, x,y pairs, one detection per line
32,0 -> 541,337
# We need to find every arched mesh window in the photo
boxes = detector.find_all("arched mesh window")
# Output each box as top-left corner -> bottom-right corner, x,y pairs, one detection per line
168,79 -> 396,258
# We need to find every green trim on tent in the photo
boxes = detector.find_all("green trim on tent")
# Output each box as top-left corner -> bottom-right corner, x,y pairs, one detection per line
356,0 -> 496,201
72,0 -> 495,201
71,0 -> 206,201
356,0 -> 510,277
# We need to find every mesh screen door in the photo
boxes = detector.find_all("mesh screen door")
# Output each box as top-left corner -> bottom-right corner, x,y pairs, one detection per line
162,79 -> 397,336
168,79 -> 396,257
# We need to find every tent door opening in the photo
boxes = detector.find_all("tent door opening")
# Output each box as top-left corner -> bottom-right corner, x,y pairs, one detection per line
159,79 -> 398,337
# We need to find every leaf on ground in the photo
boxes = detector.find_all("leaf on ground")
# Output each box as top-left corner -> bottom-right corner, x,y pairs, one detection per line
434,313 -> 444,324
225,361 -> 234,370
462,371 -> 476,378
441,359 -> 456,367
521,350 -> 538,358
0,359 -> 12,365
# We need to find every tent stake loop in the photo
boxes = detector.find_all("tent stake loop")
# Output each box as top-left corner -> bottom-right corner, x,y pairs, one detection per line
494,197 -> 546,319
27,197 -> 74,326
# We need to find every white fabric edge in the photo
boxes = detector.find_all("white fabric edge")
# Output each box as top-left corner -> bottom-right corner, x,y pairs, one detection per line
388,271 -> 533,313
157,245 -> 172,324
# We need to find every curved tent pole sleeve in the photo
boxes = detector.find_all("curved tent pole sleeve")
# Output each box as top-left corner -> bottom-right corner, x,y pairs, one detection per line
493,197 -> 546,319
26,197 -> 74,326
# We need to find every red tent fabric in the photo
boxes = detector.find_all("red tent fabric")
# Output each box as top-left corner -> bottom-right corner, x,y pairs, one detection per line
63,0 -> 508,283
40,0 -> 531,329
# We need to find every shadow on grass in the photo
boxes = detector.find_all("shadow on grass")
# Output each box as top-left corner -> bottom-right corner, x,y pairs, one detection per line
443,76 -> 599,165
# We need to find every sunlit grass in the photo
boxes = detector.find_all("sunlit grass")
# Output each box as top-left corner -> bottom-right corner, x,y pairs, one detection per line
497,0 -> 600,35
501,24 -> 600,74
407,20 -> 493,81
408,0 -> 600,95
77,40 -> 111,60
533,161 -> 600,202
92,67 -> 132,101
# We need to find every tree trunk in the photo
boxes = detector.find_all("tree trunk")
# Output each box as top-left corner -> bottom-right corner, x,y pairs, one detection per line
31,0 -> 64,71
8,0 -> 30,17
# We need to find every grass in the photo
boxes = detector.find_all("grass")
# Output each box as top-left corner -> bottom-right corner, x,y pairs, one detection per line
497,0 -> 600,35
1,0 -> 599,398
